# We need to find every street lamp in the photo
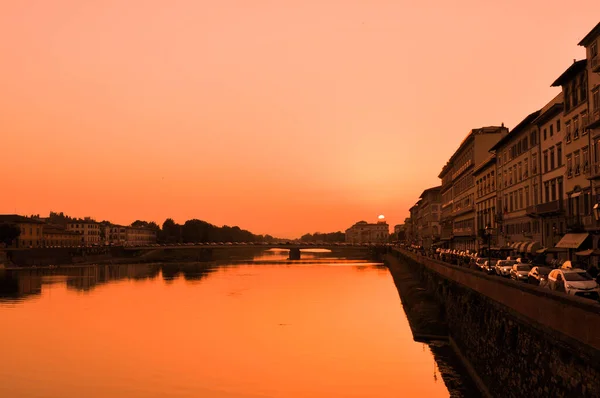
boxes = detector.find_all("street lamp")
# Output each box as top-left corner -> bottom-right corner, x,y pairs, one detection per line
485,224 -> 493,269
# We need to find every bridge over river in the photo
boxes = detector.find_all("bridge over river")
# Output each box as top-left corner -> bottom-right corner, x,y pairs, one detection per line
123,243 -> 386,260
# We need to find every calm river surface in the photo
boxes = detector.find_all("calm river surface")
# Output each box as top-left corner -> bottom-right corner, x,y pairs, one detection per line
0,251 -> 477,397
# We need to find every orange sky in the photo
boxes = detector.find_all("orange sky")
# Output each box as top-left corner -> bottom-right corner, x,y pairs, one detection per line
1,1 -> 599,238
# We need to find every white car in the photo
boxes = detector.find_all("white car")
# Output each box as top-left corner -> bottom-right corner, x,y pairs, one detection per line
547,268 -> 600,300
510,264 -> 532,282
495,260 -> 515,277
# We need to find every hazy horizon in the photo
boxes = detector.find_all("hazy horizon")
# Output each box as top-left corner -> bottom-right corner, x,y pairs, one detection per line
2,1 -> 599,237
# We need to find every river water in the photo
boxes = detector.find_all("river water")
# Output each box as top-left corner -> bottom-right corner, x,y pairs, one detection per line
0,250 -> 477,397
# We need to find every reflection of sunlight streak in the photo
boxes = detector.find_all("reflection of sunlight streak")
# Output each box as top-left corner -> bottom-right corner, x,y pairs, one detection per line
265,248 -> 333,253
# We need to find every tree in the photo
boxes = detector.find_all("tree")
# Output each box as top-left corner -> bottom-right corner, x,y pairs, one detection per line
162,218 -> 181,243
0,224 -> 21,247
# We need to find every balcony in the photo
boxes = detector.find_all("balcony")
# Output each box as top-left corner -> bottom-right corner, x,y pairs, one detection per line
453,204 -> 475,217
452,227 -> 474,237
586,109 -> 600,130
525,205 -> 537,216
535,199 -> 564,216
586,162 -> 600,180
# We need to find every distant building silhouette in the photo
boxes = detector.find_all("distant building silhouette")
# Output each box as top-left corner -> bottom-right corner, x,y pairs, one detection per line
345,220 -> 389,244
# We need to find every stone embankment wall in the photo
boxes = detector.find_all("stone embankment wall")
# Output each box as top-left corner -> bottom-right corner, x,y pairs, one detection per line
393,249 -> 600,398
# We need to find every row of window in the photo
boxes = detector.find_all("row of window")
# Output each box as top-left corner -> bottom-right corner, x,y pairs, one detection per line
451,148 -> 474,181
542,119 -> 561,141
543,144 -> 563,173
453,194 -> 474,213
565,146 -> 589,178
500,154 -> 536,189
500,220 -> 540,235
543,177 -> 564,203
565,111 -> 589,143
475,170 -> 495,198
564,74 -> 587,113
498,130 -> 538,167
454,218 -> 475,231
453,173 -> 473,197
69,224 -> 100,229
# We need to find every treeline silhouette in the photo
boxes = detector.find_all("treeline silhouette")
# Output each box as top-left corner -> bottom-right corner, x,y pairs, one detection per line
160,218 -> 276,243
299,231 -> 345,242
33,212 -> 278,244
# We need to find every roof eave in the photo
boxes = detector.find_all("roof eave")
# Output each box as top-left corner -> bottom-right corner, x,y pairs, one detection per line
578,22 -> 600,46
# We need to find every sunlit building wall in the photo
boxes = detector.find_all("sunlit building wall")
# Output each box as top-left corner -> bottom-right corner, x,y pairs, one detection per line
439,126 -> 508,252
345,221 -> 389,244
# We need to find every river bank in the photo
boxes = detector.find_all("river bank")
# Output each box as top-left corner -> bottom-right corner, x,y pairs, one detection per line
384,253 -> 485,398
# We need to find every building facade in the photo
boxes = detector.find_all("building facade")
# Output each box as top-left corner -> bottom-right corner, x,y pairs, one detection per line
417,186 -> 441,249
492,111 -> 543,253
0,215 -> 45,248
533,93 -> 567,249
66,219 -> 102,246
439,126 -> 508,251
473,155 -> 498,249
43,226 -> 82,247
125,227 -> 157,246
105,225 -> 128,245
579,23 -> 600,253
345,221 -> 389,244
550,59 -> 592,258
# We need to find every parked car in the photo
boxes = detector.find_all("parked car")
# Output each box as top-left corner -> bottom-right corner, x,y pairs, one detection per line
527,266 -> 552,286
510,264 -> 532,282
473,257 -> 486,270
547,268 -> 600,300
495,260 -> 515,277
482,259 -> 498,274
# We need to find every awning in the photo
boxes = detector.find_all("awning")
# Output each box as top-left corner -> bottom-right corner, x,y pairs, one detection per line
511,241 -> 521,249
546,247 -> 568,253
575,249 -> 600,256
527,241 -> 542,254
518,242 -> 530,252
571,191 -> 582,198
536,247 -> 548,254
555,233 -> 589,249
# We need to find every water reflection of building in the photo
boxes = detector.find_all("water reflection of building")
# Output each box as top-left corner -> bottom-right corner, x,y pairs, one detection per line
0,270 -> 42,301
0,264 -> 162,300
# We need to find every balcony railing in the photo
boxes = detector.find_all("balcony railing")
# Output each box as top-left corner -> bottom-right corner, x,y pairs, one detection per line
525,205 -> 537,216
453,204 -> 475,217
586,109 -> 600,130
452,227 -> 474,237
536,199 -> 564,215
586,162 -> 600,179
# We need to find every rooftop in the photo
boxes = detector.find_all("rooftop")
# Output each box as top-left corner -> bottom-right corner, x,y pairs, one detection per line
578,22 -> 600,47
490,109 -> 541,151
472,154 -> 496,175
44,227 -> 81,235
438,126 -> 506,178
0,214 -> 45,224
551,59 -> 587,87
419,185 -> 442,199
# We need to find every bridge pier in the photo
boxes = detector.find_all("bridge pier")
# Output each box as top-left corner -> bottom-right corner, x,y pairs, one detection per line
288,248 -> 301,260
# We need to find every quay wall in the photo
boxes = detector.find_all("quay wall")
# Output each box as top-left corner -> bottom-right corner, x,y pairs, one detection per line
393,249 -> 600,397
